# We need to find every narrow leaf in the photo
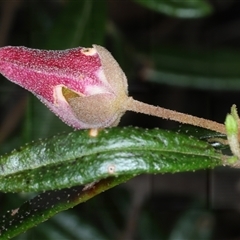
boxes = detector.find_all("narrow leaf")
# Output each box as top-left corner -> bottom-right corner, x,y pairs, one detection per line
0,127 -> 223,192
0,176 -> 130,239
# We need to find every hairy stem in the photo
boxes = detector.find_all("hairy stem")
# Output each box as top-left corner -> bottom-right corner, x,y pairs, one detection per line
126,97 -> 226,135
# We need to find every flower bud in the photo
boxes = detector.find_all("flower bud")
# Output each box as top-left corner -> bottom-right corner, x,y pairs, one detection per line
0,45 -> 129,129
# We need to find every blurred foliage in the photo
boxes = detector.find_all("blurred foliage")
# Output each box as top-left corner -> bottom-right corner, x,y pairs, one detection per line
44,0 -> 106,49
0,0 -> 240,239
132,0 -> 213,18
141,46 -> 240,90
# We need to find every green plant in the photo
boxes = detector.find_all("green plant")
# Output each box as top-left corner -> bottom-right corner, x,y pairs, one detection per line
0,0 -> 240,239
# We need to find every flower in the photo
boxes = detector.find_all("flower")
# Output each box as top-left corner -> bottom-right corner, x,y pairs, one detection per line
0,45 -> 129,129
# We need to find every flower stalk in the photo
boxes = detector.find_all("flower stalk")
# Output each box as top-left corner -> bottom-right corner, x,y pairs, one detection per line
125,97 -> 226,134
0,44 -> 229,135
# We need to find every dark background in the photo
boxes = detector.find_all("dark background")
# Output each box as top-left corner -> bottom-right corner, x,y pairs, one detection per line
1,0 -> 240,239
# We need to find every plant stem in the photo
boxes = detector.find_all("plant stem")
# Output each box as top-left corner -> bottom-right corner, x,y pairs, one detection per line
126,97 -> 226,135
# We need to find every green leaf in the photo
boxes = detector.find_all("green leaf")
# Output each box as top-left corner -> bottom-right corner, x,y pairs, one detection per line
10,186 -> 130,240
177,125 -> 228,151
0,176 -> 130,239
0,127 -> 222,193
0,127 -> 223,238
142,46 -> 240,90
132,0 -> 212,18
45,0 -> 106,49
225,114 -> 238,136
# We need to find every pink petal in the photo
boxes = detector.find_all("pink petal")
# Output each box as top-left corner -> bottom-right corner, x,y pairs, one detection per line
0,45 -> 128,129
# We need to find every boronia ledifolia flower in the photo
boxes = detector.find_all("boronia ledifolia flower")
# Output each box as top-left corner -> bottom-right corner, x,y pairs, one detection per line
0,44 -> 226,134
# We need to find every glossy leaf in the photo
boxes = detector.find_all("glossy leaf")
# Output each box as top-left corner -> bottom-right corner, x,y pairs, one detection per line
132,0 -> 212,18
177,125 -> 228,151
0,127 -> 222,192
